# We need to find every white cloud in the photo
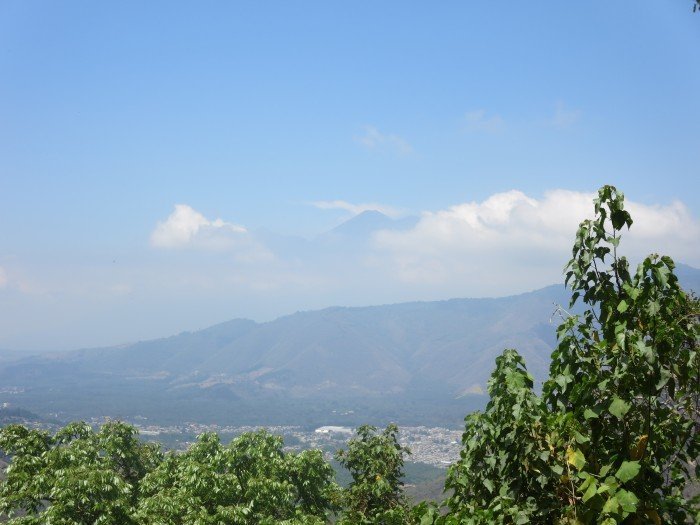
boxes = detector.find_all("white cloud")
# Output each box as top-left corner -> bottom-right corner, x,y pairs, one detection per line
356,126 -> 412,155
549,101 -> 581,129
151,205 -> 247,250
372,190 -> 700,292
465,109 -> 504,133
311,200 -> 403,218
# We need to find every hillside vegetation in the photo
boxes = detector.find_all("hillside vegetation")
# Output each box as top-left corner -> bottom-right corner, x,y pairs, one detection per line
1,186 -> 698,524
0,285 -> 573,428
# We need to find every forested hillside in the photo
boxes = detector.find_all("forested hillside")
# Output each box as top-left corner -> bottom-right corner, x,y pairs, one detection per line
0,286 -> 573,427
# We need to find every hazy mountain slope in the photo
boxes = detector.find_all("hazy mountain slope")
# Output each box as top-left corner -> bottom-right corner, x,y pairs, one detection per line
0,285 -> 568,397
0,265 -> 696,426
676,263 -> 700,295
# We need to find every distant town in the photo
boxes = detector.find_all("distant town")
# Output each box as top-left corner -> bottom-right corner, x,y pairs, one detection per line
0,404 -> 462,468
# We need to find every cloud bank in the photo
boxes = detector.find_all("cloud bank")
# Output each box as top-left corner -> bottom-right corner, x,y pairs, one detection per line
3,190 -> 697,352
151,205 -> 248,250
371,190 -> 699,292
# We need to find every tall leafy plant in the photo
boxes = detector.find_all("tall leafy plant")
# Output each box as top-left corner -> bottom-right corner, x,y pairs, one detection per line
444,349 -> 563,524
335,424 -> 415,524
441,186 -> 698,524
544,185 -> 699,524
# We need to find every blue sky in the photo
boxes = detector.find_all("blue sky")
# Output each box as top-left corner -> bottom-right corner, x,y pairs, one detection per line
1,1 -> 699,351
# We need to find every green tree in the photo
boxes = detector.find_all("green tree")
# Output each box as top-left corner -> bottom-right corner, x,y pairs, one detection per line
0,420 -> 161,524
544,186 -> 699,524
335,423 -> 416,524
134,429 -> 337,524
444,349 -> 564,524
443,186 -> 699,524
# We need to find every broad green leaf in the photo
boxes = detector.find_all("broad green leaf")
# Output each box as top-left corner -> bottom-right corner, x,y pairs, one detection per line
582,480 -> 598,502
598,476 -> 618,494
611,209 -> 631,230
616,489 -> 639,514
653,265 -> 670,287
616,300 -> 628,313
615,461 -> 641,483
608,398 -> 631,419
602,495 -> 619,514
583,408 -> 598,420
614,324 -> 626,348
647,301 -> 660,316
574,431 -> 590,444
566,447 -> 585,470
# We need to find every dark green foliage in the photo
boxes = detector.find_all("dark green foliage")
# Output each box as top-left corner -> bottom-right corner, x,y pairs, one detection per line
442,186 -> 699,524
544,186 -> 700,524
0,424 -> 337,524
135,429 -> 337,524
0,421 -> 160,524
444,350 -> 563,524
335,424 -> 417,524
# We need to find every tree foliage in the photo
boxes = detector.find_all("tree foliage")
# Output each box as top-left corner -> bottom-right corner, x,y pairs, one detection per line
0,425 -> 337,524
544,186 -> 699,524
135,429 -> 337,524
334,423 -> 419,524
444,350 -> 563,524
442,186 -> 699,524
0,421 -> 160,524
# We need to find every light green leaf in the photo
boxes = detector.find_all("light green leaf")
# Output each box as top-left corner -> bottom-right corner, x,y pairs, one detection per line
582,480 -> 598,502
608,397 -> 631,419
583,408 -> 598,420
574,432 -> 589,444
615,461 -> 641,483
615,325 -> 626,348
616,489 -> 639,514
647,301 -> 660,316
602,495 -> 619,514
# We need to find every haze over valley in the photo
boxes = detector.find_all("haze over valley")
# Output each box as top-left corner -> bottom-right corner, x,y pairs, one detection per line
1,264 -> 698,431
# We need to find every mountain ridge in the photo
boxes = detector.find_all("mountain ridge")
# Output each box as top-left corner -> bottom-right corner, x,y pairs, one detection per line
0,266 -> 697,427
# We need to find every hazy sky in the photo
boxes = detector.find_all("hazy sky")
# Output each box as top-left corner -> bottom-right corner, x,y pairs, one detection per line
1,2 -> 699,351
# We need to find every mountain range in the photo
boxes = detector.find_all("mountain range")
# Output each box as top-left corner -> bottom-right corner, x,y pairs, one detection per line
1,262 -> 697,428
